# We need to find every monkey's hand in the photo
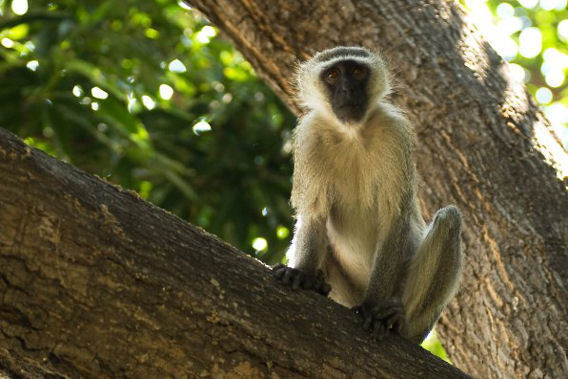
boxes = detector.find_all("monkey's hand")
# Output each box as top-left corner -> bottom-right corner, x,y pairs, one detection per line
353,300 -> 407,339
272,264 -> 331,296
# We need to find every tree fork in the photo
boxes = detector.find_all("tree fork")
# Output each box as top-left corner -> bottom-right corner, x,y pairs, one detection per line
0,128 -> 467,377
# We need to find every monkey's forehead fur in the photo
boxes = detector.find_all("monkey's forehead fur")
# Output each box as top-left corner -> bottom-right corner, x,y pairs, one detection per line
296,46 -> 390,113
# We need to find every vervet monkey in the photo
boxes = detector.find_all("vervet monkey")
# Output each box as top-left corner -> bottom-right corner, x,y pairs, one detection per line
274,46 -> 463,343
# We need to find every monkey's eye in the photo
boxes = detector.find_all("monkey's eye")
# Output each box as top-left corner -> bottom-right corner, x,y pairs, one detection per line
325,68 -> 340,82
351,66 -> 367,79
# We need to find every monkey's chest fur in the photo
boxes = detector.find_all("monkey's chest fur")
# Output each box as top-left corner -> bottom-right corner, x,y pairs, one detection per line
307,125 -> 406,305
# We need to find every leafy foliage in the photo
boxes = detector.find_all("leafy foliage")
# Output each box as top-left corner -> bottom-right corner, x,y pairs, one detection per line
0,0 -> 295,261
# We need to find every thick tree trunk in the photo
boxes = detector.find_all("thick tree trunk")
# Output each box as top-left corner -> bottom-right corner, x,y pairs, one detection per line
0,128 -> 468,377
185,0 -> 568,377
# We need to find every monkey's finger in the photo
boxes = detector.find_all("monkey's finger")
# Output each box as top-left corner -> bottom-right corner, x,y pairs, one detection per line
317,282 -> 331,295
291,272 -> 303,289
371,305 -> 401,321
385,316 -> 397,330
386,313 -> 404,331
282,268 -> 296,284
273,267 -> 287,280
362,314 -> 374,330
374,324 -> 389,340
371,309 -> 395,320
272,263 -> 285,271
301,275 -> 315,290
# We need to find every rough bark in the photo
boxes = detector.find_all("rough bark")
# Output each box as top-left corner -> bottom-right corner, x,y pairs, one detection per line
185,0 -> 568,378
0,128 -> 468,378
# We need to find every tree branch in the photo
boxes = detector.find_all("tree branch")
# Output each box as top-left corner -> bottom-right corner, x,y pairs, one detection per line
0,128 -> 468,377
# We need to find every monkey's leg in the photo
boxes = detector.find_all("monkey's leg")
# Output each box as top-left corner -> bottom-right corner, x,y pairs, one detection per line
402,205 -> 463,343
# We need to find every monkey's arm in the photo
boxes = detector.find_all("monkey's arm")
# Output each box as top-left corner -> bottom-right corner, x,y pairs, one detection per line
274,215 -> 331,295
274,125 -> 332,295
287,215 -> 328,271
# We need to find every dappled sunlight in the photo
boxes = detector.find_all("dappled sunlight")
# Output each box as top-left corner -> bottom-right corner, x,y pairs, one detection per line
159,83 -> 174,100
499,63 -> 568,182
141,95 -> 156,110
463,0 -> 567,150
532,117 -> 568,181
168,58 -> 187,73
91,86 -> 109,100
192,120 -> 212,135
458,0 -> 568,183
25,58 -> 38,71
195,25 -> 216,44
11,0 -> 27,16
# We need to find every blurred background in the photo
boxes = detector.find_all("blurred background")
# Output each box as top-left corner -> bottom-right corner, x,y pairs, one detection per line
1,0 -> 566,359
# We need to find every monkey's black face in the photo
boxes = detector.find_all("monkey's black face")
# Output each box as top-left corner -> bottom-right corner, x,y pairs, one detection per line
321,60 -> 370,123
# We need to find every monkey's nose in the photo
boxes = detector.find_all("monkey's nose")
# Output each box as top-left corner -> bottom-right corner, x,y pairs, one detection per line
339,85 -> 350,96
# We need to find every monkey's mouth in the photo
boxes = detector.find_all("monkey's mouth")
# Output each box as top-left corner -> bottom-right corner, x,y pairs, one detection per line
338,102 -> 363,109
334,103 -> 366,122
337,104 -> 364,116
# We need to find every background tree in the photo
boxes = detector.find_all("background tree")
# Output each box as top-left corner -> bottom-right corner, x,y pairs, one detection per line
1,0 -> 567,377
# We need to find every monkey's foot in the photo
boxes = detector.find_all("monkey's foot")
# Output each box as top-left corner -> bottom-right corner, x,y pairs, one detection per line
272,264 -> 331,296
353,300 -> 407,339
